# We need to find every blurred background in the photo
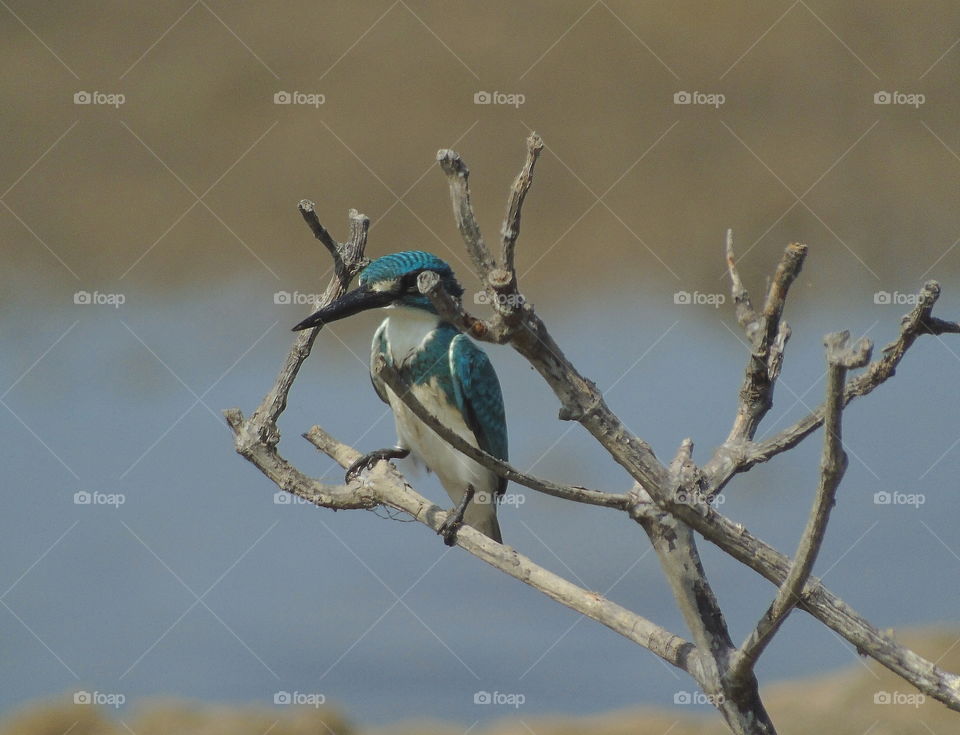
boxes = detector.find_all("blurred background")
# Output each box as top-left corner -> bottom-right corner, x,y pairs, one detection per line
3,1 -> 960,733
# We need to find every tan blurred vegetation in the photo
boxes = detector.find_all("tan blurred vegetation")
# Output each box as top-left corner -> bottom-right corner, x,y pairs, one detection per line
4,1 -> 960,308
4,627 -> 957,735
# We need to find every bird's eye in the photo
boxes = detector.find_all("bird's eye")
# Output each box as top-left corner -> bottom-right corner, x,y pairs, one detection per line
401,271 -> 423,293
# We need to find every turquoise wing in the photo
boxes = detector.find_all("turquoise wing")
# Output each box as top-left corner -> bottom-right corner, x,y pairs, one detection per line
449,334 -> 508,495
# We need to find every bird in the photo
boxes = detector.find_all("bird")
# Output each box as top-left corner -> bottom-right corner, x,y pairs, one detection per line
292,251 -> 508,545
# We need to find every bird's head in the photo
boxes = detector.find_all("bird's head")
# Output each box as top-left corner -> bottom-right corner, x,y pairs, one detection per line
292,251 -> 464,331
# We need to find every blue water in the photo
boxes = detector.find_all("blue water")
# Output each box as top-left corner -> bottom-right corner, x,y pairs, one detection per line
2,275 -> 958,726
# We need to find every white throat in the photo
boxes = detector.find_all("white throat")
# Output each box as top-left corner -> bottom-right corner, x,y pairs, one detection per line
382,307 -> 441,364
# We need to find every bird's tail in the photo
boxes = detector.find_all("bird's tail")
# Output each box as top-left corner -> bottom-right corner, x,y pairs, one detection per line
464,502 -> 502,543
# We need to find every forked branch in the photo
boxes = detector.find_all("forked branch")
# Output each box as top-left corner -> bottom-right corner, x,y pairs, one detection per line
226,139 -> 960,735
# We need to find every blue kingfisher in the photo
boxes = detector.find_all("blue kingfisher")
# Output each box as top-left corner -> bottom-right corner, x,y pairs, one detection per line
293,251 -> 508,545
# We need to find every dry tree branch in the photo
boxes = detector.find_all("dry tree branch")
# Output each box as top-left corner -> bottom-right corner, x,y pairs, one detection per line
708,280 -> 960,491
434,135 -> 777,734
299,425 -> 699,674
633,441 -> 775,733
500,133 -> 543,273
226,140 -> 960,733
224,198 -> 698,683
427,142 -> 960,715
705,234 -> 805,489
373,354 -> 628,509
727,332 -> 872,686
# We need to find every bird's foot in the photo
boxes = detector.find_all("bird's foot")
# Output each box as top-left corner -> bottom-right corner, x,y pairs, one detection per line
345,447 -> 410,483
438,486 -> 475,546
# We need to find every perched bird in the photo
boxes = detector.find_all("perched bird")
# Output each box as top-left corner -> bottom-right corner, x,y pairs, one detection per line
292,251 -> 508,545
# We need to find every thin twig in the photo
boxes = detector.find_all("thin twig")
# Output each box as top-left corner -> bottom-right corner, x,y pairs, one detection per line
437,148 -> 495,278
300,429 -> 698,673
725,241 -> 806,443
374,355 -> 629,509
730,281 -> 958,479
501,132 -> 543,273
725,229 -> 759,338
298,199 -> 340,262
727,331 -> 871,685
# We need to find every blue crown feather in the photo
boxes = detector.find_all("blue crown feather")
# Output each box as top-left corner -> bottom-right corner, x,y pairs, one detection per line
359,251 -> 464,298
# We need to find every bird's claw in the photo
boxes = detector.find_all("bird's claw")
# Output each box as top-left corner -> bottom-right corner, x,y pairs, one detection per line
437,485 -> 475,546
344,447 -> 409,483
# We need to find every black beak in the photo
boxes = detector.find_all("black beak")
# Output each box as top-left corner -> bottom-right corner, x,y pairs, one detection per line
291,284 -> 394,331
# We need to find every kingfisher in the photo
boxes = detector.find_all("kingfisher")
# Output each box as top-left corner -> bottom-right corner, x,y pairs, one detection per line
292,251 -> 508,545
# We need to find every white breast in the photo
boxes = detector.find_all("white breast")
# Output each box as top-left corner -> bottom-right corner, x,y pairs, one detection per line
379,308 -> 501,539
383,307 -> 441,365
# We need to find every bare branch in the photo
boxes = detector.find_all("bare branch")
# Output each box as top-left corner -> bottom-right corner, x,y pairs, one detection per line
673,495 -> 960,709
236,206 -> 369,449
734,280 -> 957,476
298,199 -> 339,260
500,132 -> 543,273
436,146 -> 960,711
417,269 -> 501,343
228,150 -> 960,732
296,427 -> 700,673
725,230 -> 759,339
437,148 -> 495,279
634,482 -> 776,734
725,241 -> 806,444
224,203 -> 372,505
227,199 -> 698,681
373,355 -> 629,509
727,331 -> 872,686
